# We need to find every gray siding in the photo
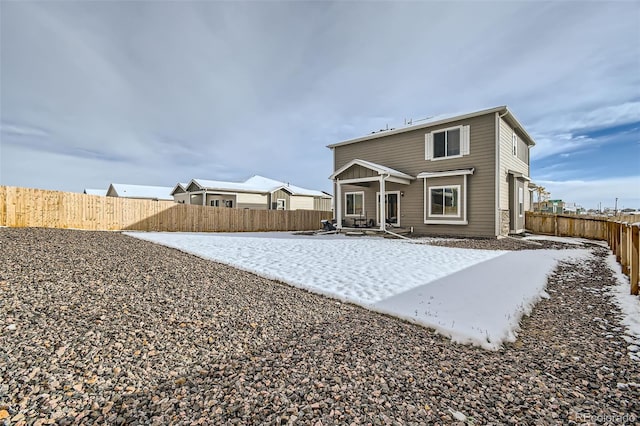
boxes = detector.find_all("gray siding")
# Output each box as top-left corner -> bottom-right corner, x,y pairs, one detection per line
333,114 -> 497,237
498,117 -> 530,210
337,164 -> 378,180
270,189 -> 291,209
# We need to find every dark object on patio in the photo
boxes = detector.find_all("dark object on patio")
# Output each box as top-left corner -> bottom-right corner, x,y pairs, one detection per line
321,219 -> 336,231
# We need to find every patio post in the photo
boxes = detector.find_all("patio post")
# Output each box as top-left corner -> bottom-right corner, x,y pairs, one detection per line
336,179 -> 342,229
379,175 -> 386,231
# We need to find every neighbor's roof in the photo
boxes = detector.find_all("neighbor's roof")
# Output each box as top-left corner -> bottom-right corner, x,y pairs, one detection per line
171,182 -> 189,194
108,183 -> 173,200
327,106 -> 536,149
83,188 -> 107,196
183,175 -> 331,198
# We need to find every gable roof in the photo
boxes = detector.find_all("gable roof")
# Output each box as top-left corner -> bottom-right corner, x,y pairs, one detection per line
107,184 -> 173,200
329,159 -> 415,181
183,175 -> 331,198
170,183 -> 189,195
327,105 -> 536,149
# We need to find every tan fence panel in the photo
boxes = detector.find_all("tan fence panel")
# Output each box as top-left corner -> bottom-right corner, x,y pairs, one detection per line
526,212 -> 639,295
0,186 -> 331,233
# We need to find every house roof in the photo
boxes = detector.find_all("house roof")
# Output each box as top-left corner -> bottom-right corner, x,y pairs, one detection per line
327,105 -> 536,149
329,159 -> 415,181
108,184 -> 174,200
83,188 -> 107,196
171,183 -> 189,194
181,175 -> 331,198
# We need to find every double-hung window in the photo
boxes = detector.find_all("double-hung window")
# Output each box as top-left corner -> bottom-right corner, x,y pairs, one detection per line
512,133 -> 518,156
345,192 -> 364,216
425,125 -> 470,160
434,129 -> 460,158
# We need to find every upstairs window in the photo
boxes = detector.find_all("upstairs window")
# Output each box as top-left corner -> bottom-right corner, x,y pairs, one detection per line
512,133 -> 518,156
434,129 -> 460,158
426,125 -> 470,160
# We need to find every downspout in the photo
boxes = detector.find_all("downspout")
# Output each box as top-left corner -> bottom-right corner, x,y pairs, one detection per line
380,173 -> 390,232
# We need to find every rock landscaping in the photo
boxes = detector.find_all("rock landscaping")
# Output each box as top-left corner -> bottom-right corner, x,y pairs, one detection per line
1,228 -> 638,425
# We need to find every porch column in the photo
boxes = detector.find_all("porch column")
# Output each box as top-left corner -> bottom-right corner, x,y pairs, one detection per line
202,191 -> 206,206
335,179 -> 342,229
379,176 -> 386,231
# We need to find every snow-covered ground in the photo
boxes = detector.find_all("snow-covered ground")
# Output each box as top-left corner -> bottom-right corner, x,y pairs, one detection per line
606,254 -> 640,362
127,232 -> 590,349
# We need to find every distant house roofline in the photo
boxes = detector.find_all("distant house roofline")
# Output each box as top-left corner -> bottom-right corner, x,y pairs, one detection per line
176,175 -> 332,198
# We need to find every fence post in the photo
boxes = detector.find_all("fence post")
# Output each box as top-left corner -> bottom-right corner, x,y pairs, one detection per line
621,225 -> 628,274
616,222 -> 622,264
631,224 -> 639,296
554,215 -> 558,236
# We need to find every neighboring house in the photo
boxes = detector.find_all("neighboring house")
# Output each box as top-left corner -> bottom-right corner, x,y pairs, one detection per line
328,106 -> 536,237
173,175 -> 332,211
106,183 -> 174,201
83,188 -> 107,196
536,199 -> 581,215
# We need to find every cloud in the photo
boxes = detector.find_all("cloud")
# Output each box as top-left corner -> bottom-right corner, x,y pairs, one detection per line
0,1 -> 638,195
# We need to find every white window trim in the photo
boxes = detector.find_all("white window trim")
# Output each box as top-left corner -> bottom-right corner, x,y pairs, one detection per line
430,125 -> 462,160
344,191 -> 365,217
276,198 -> 286,210
427,184 -> 461,218
512,132 -> 518,156
425,125 -> 470,161
423,174 -> 470,225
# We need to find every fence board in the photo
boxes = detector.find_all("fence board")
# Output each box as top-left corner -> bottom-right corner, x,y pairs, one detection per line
0,186 -> 332,233
527,212 -> 640,295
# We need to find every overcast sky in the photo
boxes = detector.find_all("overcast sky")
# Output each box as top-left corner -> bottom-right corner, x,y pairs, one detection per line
1,1 -> 639,209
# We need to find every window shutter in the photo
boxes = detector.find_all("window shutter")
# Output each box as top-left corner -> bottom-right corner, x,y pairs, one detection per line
425,133 -> 433,160
461,125 -> 470,155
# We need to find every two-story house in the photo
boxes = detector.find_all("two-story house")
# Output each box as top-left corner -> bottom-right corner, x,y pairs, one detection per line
328,106 -> 536,238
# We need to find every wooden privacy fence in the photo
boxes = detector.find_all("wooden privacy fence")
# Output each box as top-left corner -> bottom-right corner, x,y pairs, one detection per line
0,186 -> 332,233
526,212 -> 639,295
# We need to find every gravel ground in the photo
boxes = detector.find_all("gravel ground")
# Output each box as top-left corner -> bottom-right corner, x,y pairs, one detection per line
414,236 -> 583,251
1,228 -> 638,425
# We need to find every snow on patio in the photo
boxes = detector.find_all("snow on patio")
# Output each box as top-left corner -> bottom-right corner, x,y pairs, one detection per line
126,231 -> 589,349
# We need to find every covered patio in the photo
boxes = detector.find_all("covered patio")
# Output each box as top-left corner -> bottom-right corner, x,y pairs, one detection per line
329,159 -> 415,231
